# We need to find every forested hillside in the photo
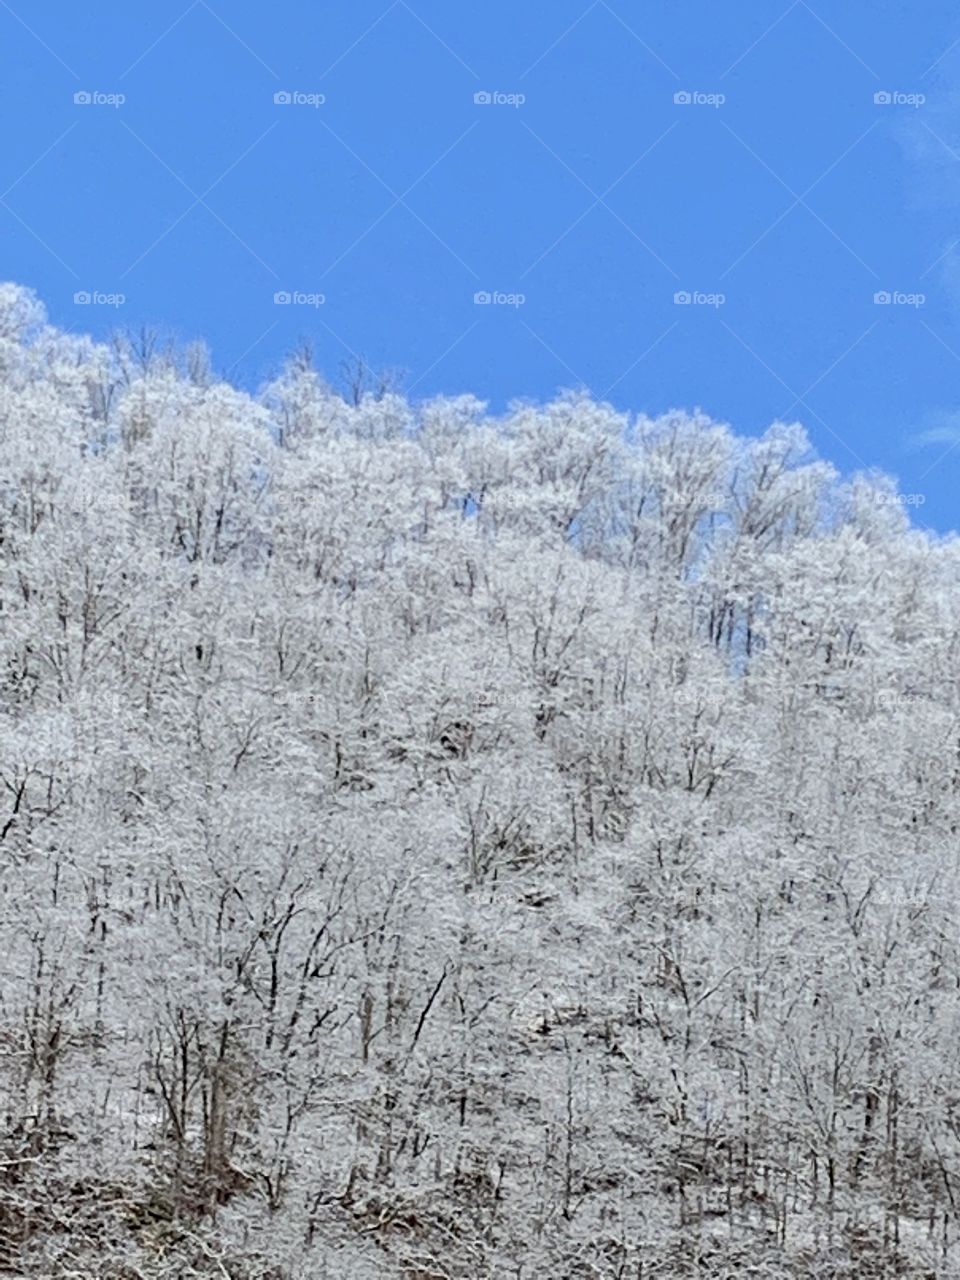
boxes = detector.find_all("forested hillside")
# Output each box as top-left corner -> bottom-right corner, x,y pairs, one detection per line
2,282 -> 960,1277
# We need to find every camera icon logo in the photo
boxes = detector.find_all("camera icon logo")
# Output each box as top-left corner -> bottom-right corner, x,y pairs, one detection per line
874,91 -> 892,105
74,91 -> 92,105
274,91 -> 292,105
673,290 -> 692,304
274,291 -> 292,305
674,91 -> 692,105
473,291 -> 492,304
873,290 -> 891,304
474,91 -> 492,105
73,291 -> 91,304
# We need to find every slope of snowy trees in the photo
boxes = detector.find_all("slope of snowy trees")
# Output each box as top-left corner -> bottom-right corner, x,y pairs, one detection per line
2,281 -> 960,1277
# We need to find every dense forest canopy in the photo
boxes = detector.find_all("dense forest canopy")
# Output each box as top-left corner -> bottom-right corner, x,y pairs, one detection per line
1,282 -> 960,1277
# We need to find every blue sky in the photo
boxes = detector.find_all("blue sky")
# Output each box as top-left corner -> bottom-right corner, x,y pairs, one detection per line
3,2 -> 960,527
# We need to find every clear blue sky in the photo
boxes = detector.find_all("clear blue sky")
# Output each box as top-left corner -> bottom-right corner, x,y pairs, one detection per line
3,2 -> 960,527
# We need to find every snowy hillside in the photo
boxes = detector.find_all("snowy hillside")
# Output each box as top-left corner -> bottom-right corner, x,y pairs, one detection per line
1,283 -> 959,1277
